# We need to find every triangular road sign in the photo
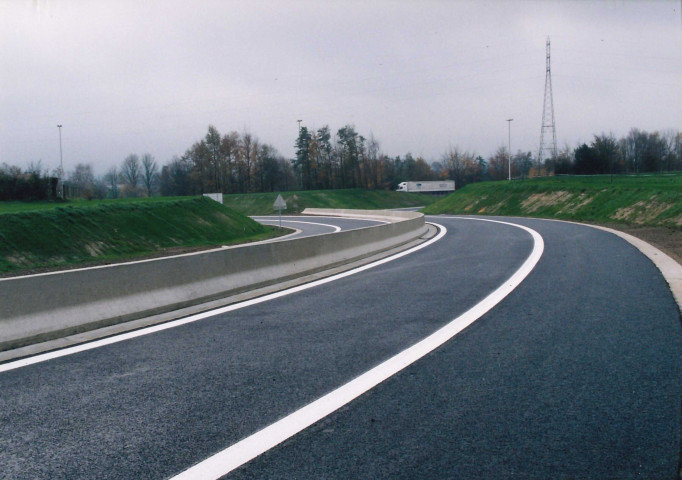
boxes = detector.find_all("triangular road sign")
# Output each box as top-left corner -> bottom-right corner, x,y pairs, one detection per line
274,194 -> 287,210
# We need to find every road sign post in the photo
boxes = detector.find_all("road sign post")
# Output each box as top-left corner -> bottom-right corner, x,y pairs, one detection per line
273,194 -> 287,230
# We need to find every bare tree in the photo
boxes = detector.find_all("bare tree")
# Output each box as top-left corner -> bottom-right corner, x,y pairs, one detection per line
239,132 -> 255,193
141,153 -> 158,197
68,163 -> 95,189
487,147 -> 509,181
121,154 -> 141,197
103,166 -> 120,199
26,160 -> 45,176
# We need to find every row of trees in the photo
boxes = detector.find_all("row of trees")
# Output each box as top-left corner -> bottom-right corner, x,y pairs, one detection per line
159,125 -> 441,196
555,129 -> 682,176
433,129 -> 682,188
2,126 -> 680,201
0,162 -> 57,201
56,153 -> 160,199
291,126 -> 682,190
165,126 -> 293,196
103,153 -> 159,198
293,125 -> 436,191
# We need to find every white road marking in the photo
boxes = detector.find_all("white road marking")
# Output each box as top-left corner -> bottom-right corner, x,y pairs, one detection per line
253,218 -> 343,233
0,221 -> 444,373
169,218 -> 544,479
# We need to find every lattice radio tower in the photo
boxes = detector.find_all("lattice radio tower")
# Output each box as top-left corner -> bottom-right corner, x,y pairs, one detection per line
538,37 -> 557,165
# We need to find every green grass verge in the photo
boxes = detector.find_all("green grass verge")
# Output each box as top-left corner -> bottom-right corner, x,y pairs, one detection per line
0,196 -> 193,215
222,188 -> 439,215
423,173 -> 682,229
0,197 -> 275,274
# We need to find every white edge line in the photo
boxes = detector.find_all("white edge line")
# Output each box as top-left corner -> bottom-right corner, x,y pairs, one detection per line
0,222 -> 444,373
253,219 -> 343,233
169,218 -> 544,480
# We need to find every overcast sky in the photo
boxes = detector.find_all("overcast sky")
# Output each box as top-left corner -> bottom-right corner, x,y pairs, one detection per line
1,0 -> 681,176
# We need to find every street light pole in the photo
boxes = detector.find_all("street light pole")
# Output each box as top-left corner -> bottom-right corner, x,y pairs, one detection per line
57,124 -> 64,197
297,119 -> 302,135
506,118 -> 513,181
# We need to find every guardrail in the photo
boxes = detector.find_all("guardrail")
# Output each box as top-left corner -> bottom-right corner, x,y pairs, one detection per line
0,209 -> 426,351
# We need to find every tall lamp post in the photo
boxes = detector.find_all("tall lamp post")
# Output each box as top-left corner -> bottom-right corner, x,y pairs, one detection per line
57,124 -> 64,197
506,118 -> 513,181
296,120 -> 303,187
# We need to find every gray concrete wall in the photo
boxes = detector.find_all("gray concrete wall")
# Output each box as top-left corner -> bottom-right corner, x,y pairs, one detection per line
0,210 -> 426,351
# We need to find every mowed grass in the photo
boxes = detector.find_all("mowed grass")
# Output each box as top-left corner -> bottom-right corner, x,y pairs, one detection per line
423,173 -> 682,228
223,188 -> 439,215
0,197 -> 276,275
0,196 -> 192,214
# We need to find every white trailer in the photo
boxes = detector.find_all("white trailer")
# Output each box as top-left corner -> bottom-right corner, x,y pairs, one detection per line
396,180 -> 455,193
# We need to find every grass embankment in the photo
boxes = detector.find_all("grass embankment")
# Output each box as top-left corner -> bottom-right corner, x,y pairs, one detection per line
0,196 -> 193,214
423,173 -> 682,262
222,188 -> 438,215
0,197 -> 276,275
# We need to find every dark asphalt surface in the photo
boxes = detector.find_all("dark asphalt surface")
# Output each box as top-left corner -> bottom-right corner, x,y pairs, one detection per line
251,215 -> 385,239
0,216 -> 679,479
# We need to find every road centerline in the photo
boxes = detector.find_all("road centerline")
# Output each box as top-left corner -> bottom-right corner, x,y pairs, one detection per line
169,218 -> 544,480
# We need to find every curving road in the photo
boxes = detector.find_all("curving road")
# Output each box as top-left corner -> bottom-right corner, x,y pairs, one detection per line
251,215 -> 387,239
0,215 -> 679,479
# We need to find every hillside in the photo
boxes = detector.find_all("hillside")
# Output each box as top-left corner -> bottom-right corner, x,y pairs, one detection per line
222,189 -> 438,215
423,174 -> 682,262
0,197 -> 275,276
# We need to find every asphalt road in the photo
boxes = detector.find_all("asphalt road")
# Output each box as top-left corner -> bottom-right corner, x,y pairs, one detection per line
0,216 -> 679,479
251,215 -> 386,239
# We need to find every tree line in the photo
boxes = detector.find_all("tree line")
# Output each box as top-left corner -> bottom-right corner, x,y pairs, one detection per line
0,162 -> 57,201
1,126 -> 680,201
555,129 -> 682,176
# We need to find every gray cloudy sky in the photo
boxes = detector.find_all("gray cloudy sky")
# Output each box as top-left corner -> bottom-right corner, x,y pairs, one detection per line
1,0 -> 681,175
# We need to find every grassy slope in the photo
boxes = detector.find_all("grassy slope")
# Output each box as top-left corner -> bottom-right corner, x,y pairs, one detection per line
0,190 -> 437,275
0,196 -> 194,214
223,188 -> 438,215
423,174 -> 682,228
0,197 -> 274,274
423,174 -> 682,264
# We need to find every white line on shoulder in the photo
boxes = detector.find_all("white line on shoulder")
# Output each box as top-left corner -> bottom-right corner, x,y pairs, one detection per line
169,218 -> 544,479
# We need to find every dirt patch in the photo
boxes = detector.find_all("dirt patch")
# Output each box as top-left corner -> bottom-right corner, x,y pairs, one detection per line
5,255 -> 29,267
483,201 -> 510,214
612,200 -> 674,225
84,242 -> 105,257
521,191 -> 572,213
464,195 -> 488,212
557,193 -> 594,215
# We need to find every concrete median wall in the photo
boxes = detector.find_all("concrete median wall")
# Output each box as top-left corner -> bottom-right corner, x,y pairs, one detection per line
0,209 -> 426,351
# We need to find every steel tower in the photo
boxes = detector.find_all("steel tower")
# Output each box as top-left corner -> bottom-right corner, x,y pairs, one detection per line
538,37 -> 557,165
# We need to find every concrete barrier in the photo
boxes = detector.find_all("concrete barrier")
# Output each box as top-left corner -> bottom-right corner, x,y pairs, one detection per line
0,209 -> 426,351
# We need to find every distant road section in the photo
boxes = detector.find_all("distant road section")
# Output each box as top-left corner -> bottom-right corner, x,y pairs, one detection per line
251,215 -> 386,239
